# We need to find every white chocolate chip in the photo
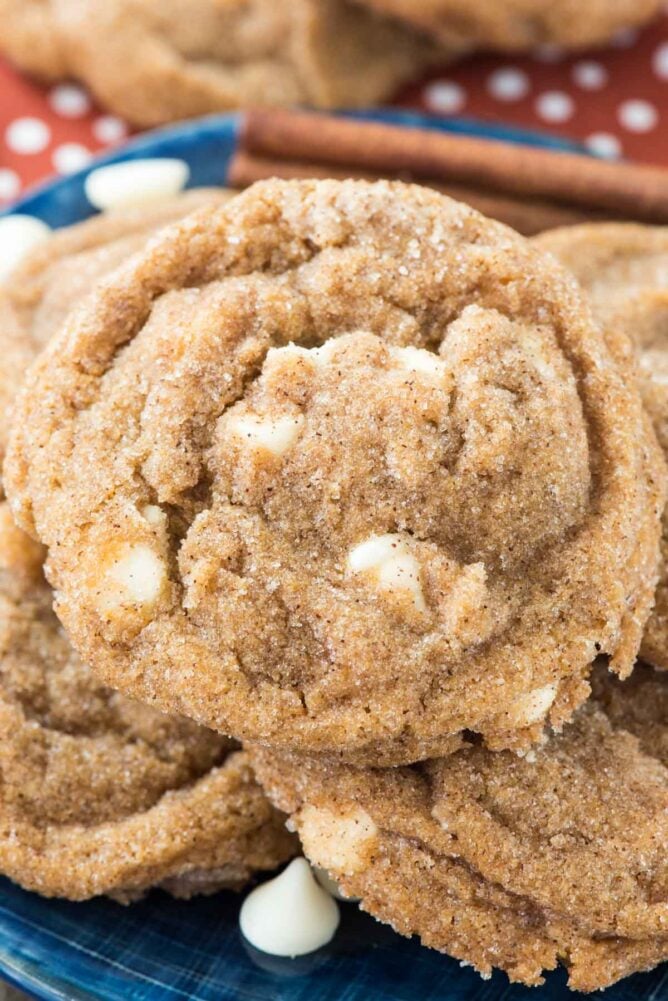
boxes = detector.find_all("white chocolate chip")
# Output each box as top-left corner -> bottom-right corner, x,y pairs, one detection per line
84,158 -> 189,211
394,345 -> 445,378
347,534 -> 399,573
239,858 -> 340,957
140,504 -> 164,527
507,683 -> 558,726
298,805 -> 378,876
0,215 -> 51,280
230,414 -> 304,458
348,533 -> 426,613
99,542 -> 166,612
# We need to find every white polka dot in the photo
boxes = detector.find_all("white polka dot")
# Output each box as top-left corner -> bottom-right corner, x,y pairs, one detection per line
424,81 -> 466,114
52,142 -> 92,175
487,67 -> 529,101
611,27 -> 639,48
652,42 -> 668,80
535,91 -> 574,123
0,169 -> 20,201
49,83 -> 91,118
618,99 -> 658,133
92,115 -> 127,145
572,61 -> 608,90
5,117 -> 51,155
533,44 -> 565,63
585,132 -> 622,159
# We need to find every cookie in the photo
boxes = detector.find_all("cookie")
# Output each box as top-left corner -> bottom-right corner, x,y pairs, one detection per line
535,223 -> 668,671
0,0 -> 69,79
5,179 -> 664,766
0,188 -> 231,464
0,0 -> 446,128
0,501 -> 296,901
354,0 -> 661,50
251,663 -> 668,990
0,190 -> 296,901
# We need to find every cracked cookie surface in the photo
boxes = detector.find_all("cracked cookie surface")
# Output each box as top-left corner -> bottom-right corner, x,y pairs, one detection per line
251,663 -> 668,990
535,223 -> 668,671
355,0 -> 661,50
5,179 -> 664,765
0,0 -> 446,127
0,192 -> 296,901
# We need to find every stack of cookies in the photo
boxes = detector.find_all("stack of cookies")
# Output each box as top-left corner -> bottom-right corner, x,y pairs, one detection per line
1,177 -> 667,991
0,189 -> 299,902
0,0 -> 663,127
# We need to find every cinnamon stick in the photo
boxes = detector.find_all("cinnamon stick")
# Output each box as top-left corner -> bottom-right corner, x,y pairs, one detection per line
241,108 -> 668,224
228,149 -> 621,236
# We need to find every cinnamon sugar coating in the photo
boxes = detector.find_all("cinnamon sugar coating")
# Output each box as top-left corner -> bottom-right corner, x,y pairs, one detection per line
0,189 -> 231,465
536,223 -> 668,670
0,502 -> 296,901
251,664 -> 668,991
5,179 -> 663,765
0,0 -> 446,127
0,192 -> 296,901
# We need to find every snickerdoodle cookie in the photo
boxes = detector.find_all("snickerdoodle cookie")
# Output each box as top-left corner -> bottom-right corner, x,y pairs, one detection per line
251,663 -> 668,990
355,0 -> 661,50
0,188 -> 232,463
0,501 -> 296,901
535,224 -> 668,670
0,0 -> 67,79
0,191 -> 296,901
5,179 -> 664,765
0,0 -> 446,128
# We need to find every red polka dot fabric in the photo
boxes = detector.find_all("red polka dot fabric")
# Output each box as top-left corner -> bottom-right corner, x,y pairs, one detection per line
0,70 -> 129,205
398,13 -> 668,165
0,10 -> 666,207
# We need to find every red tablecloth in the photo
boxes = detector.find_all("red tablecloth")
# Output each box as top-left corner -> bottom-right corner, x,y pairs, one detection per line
0,11 -> 666,207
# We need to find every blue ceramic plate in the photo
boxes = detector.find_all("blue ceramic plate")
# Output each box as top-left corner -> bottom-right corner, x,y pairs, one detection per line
0,109 -> 665,1001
